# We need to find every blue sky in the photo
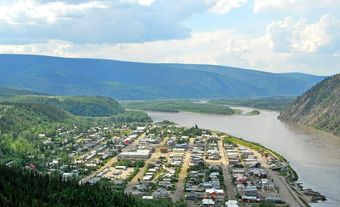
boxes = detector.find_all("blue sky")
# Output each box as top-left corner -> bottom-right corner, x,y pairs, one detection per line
0,0 -> 339,75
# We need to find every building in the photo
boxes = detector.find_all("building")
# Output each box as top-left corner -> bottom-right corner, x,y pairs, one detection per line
118,149 -> 151,160
225,200 -> 239,207
202,199 -> 215,206
160,147 -> 168,153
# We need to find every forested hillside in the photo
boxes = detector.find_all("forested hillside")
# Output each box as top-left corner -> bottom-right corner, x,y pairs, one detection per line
0,87 -> 44,96
0,99 -> 150,166
0,102 -> 75,165
279,74 -> 340,136
0,165 -> 183,207
1,96 -> 125,117
0,54 -> 324,99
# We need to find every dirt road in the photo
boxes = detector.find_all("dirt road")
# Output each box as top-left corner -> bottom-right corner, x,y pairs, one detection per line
252,148 -> 308,207
124,136 -> 168,194
172,137 -> 194,202
218,138 -> 237,200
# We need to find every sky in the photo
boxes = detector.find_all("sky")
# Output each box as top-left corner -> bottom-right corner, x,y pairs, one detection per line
0,0 -> 339,75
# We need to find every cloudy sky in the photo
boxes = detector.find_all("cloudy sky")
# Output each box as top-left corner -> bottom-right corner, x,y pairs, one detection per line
0,0 -> 339,75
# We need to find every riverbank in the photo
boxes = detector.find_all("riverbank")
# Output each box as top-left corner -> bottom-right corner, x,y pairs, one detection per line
146,109 -> 338,206
222,134 -> 326,206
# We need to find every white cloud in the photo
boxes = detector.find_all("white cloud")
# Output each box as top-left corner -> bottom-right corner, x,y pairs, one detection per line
253,0 -> 340,13
0,0 -> 109,25
0,0 -> 209,44
209,0 -> 248,14
2,28 -> 338,75
118,0 -> 156,6
135,0 -> 156,6
0,1 -> 339,76
267,15 -> 340,53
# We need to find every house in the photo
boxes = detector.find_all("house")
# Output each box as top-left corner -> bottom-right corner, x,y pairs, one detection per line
250,168 -> 267,178
202,199 -> 215,206
185,193 -> 201,201
152,188 -> 170,199
202,182 -> 213,189
225,200 -> 239,207
115,166 -> 127,170
142,196 -> 154,200
160,147 -> 168,153
243,185 -> 258,197
241,195 -> 260,202
261,178 -> 274,190
265,195 -> 283,203
143,175 -> 153,181
212,180 -> 221,189
205,188 -> 224,197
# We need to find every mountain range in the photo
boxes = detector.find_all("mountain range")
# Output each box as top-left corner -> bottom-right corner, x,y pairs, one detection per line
0,54 -> 325,100
279,74 -> 340,136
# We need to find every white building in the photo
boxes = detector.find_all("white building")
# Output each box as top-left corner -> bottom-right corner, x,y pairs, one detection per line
119,149 -> 151,159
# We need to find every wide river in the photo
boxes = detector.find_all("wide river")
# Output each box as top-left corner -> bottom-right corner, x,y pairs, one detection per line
146,107 -> 340,206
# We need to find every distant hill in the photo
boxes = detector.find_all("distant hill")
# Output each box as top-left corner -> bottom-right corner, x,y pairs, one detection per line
278,74 -> 340,136
0,54 -> 324,99
0,87 -> 44,96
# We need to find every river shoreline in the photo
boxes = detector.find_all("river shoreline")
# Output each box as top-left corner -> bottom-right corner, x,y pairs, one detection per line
146,109 -> 339,206
221,134 -> 325,206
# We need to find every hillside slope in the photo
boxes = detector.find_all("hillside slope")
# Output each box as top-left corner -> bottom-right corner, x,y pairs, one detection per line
0,96 -> 125,117
0,99 -> 150,165
0,87 -> 44,96
0,54 -> 324,99
278,74 -> 340,136
0,102 -> 72,164
0,165 -> 179,207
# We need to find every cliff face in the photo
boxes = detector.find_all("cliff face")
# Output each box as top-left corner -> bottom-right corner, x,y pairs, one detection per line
278,74 -> 340,136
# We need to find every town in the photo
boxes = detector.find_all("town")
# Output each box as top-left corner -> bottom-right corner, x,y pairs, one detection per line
22,120 -> 322,207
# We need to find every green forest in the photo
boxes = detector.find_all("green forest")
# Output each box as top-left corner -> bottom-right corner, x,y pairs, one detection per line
0,95 -> 125,117
0,164 -> 185,207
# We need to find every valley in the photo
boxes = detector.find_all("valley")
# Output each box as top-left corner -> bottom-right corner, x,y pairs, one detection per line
0,2 -> 338,207
1,80 -> 339,206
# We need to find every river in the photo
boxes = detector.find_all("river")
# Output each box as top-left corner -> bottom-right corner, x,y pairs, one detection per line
146,107 -> 340,206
